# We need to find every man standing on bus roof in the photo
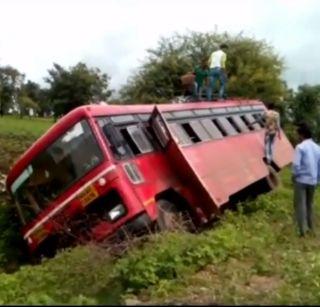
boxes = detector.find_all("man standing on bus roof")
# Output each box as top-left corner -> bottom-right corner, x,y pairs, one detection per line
264,102 -> 281,165
207,43 -> 229,101
180,72 -> 195,98
292,122 -> 320,237
193,59 -> 209,101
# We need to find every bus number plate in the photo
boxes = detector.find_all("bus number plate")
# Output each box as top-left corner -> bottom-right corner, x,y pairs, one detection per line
78,185 -> 99,207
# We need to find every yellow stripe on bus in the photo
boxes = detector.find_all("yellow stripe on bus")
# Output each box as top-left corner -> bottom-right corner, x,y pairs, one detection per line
143,197 -> 155,207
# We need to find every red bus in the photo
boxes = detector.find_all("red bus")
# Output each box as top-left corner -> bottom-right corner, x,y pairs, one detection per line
6,99 -> 294,256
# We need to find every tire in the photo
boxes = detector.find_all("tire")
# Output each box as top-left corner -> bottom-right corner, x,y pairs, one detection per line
266,165 -> 280,190
156,199 -> 186,232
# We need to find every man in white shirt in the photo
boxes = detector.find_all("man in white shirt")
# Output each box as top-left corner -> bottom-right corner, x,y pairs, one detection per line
207,43 -> 228,101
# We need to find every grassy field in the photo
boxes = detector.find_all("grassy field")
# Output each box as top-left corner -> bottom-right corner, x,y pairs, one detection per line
1,116 -> 320,304
0,116 -> 53,173
0,115 -> 53,137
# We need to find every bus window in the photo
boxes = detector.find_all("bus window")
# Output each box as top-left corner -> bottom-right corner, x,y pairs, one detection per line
212,119 -> 227,137
169,123 -> 192,146
252,113 -> 265,127
228,116 -> 250,133
150,113 -> 171,148
127,125 -> 154,153
181,123 -> 201,143
121,125 -> 154,155
240,115 -> 254,131
201,119 -> 223,139
243,114 -> 261,130
12,120 -> 104,223
145,125 -> 161,150
214,117 -> 238,136
226,117 -> 241,133
98,119 -> 129,159
184,121 -> 211,142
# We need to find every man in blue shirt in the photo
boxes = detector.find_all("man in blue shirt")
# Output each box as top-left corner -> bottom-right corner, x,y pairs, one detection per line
292,122 -> 320,236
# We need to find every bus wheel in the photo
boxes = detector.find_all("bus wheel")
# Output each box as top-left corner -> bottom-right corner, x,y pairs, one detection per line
266,165 -> 280,190
156,199 -> 186,232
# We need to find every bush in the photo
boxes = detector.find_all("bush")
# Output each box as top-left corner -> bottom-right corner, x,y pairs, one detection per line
0,203 -> 28,272
113,222 -> 251,292
283,123 -> 299,147
0,245 -> 117,304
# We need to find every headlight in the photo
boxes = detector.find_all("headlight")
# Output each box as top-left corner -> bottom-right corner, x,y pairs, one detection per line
108,204 -> 126,221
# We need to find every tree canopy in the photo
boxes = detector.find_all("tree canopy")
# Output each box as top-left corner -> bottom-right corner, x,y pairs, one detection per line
0,66 -> 24,116
45,62 -> 113,117
0,62 -> 113,117
21,81 -> 50,117
287,84 -> 320,141
120,31 -> 286,104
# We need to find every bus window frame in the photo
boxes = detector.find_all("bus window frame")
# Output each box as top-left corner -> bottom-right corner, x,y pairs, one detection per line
97,107 -> 266,154
125,125 -> 154,154
252,112 -> 265,128
227,115 -> 250,133
168,122 -> 193,146
214,116 -> 238,136
12,117 -> 106,224
243,113 -> 261,130
180,120 -> 211,143
97,116 -> 157,160
201,118 -> 224,140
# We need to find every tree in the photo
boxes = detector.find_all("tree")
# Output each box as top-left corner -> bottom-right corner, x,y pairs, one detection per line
22,81 -> 51,117
120,31 -> 286,103
45,62 -> 113,117
0,66 -> 25,116
288,84 -> 320,142
18,95 -> 39,118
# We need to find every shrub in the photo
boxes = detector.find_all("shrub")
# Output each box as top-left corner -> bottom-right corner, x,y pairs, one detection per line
0,245 -> 117,304
0,203 -> 28,272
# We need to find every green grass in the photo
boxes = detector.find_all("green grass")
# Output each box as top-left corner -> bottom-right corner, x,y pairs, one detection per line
0,115 -> 53,137
0,116 -> 53,173
124,169 -> 320,305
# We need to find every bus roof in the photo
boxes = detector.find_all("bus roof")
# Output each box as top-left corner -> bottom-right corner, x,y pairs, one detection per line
6,99 -> 264,190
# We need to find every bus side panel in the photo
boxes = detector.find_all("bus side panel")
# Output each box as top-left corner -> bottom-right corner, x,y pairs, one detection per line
164,140 -> 221,219
177,129 -> 293,210
180,132 -> 269,208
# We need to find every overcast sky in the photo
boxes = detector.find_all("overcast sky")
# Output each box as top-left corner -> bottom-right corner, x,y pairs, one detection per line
0,0 -> 319,95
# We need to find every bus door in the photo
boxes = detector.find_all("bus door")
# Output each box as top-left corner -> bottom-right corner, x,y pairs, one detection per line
149,106 -> 220,221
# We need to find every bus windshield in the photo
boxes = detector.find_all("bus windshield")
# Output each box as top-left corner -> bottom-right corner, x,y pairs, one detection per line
11,119 -> 104,224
